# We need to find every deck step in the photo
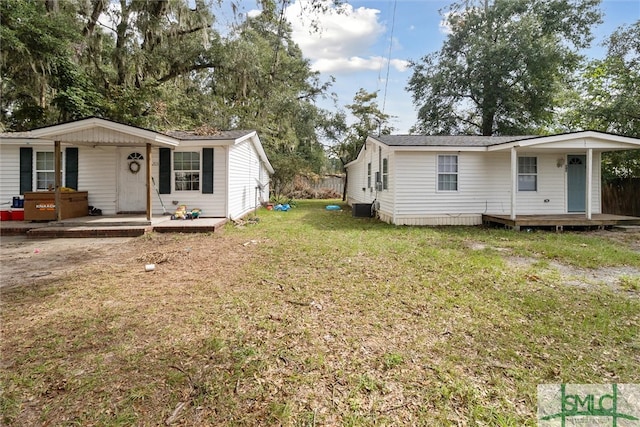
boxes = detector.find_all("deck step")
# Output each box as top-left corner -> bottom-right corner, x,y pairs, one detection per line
46,220 -> 152,227
26,226 -> 149,238
153,219 -> 227,234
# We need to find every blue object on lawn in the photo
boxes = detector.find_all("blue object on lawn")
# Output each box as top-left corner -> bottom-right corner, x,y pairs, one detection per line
274,204 -> 290,211
325,205 -> 341,210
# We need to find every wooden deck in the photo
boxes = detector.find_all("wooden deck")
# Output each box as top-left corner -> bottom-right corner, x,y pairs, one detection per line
0,215 -> 227,238
482,213 -> 640,231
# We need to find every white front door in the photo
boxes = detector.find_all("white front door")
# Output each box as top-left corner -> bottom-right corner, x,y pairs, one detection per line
118,149 -> 147,213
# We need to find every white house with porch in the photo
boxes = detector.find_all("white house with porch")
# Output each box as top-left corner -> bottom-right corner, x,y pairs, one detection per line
0,117 -> 273,221
345,131 -> 640,227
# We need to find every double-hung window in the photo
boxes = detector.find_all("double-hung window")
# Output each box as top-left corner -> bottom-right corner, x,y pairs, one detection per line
518,157 -> 537,191
382,158 -> 388,190
36,152 -> 55,190
367,162 -> 372,188
437,155 -> 458,191
174,151 -> 200,191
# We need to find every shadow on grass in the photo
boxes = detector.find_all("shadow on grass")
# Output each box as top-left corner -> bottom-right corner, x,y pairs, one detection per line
288,199 -> 414,233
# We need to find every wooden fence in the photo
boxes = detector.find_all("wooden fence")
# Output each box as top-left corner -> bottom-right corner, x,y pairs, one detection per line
602,179 -> 640,216
306,175 -> 344,194
280,174 -> 345,199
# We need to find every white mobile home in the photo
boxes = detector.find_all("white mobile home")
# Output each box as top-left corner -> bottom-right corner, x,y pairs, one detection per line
346,132 -> 640,226
0,118 -> 273,221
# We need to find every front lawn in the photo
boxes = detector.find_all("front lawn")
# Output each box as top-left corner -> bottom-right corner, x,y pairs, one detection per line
2,200 -> 639,426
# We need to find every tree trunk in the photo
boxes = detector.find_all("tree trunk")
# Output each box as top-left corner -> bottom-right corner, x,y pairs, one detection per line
115,0 -> 130,86
342,171 -> 348,201
481,110 -> 494,136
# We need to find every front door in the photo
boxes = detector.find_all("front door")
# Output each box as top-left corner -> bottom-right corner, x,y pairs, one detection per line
567,154 -> 586,212
118,149 -> 147,213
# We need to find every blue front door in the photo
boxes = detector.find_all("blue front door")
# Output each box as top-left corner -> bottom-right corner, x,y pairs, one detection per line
567,155 -> 586,212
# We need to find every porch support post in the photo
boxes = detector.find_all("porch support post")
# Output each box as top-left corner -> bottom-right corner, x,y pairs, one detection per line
586,148 -> 593,220
54,140 -> 62,221
510,146 -> 517,220
146,143 -> 152,221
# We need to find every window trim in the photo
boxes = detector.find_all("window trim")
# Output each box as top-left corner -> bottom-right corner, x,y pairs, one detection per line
382,158 -> 388,190
367,162 -> 371,189
517,156 -> 537,192
34,150 -> 64,191
173,150 -> 201,192
437,154 -> 458,192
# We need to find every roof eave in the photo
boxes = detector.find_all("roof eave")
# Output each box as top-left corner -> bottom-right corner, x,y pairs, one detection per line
28,117 -> 180,147
487,131 -> 640,151
391,145 -> 489,152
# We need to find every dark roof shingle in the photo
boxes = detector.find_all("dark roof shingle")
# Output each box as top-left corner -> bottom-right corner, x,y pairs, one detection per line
372,134 -> 536,147
165,130 -> 255,140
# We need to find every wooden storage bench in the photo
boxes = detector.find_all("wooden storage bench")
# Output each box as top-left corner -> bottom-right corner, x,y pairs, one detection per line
24,191 -> 89,221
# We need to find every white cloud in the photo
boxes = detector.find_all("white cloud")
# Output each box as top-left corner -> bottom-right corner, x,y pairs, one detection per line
390,58 -> 410,72
312,56 -> 409,74
285,0 -> 408,75
439,11 -> 454,35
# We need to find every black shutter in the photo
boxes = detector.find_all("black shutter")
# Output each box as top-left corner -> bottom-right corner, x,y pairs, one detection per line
19,147 -> 33,195
159,148 -> 171,194
65,147 -> 78,190
202,148 -> 214,194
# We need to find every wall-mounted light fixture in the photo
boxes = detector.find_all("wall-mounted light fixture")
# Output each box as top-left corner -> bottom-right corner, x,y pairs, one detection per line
556,158 -> 565,168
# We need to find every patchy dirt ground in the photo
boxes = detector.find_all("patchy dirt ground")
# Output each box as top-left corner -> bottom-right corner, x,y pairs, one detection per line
0,236 -> 139,289
0,231 -> 256,292
468,227 -> 640,295
1,223 -> 639,426
2,227 -> 638,292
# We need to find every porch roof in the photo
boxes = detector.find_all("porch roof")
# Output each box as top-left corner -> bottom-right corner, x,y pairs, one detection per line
368,131 -> 640,153
0,117 -> 180,148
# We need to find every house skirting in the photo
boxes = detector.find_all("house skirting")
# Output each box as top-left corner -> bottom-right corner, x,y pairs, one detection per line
379,212 -> 483,226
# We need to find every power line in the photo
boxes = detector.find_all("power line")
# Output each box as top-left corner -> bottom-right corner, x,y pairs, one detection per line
382,0 -> 397,114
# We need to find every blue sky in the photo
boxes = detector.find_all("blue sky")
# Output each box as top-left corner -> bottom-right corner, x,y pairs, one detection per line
223,0 -> 640,133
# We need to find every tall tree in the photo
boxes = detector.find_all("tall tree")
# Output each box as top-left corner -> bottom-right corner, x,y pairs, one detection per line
561,22 -> 640,180
210,8 -> 333,194
407,0 -> 602,136
324,89 -> 392,200
0,0 -> 337,192
0,0 -> 99,129
77,0 -> 224,129
0,0 -> 226,131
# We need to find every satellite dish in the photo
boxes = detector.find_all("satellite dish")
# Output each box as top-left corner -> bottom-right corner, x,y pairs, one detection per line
255,178 -> 268,191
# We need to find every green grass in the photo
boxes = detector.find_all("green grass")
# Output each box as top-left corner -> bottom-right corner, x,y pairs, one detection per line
1,200 -> 639,426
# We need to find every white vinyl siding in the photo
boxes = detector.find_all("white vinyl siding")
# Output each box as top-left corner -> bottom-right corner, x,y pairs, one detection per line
0,144 -> 20,199
515,153 -> 564,214
153,144 -> 227,217
79,145 -> 223,217
346,142 -> 378,204
387,151 -> 586,224
228,137 -> 268,220
591,152 -> 602,214
78,145 -> 118,214
395,152 -> 479,218
346,157 -> 366,204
